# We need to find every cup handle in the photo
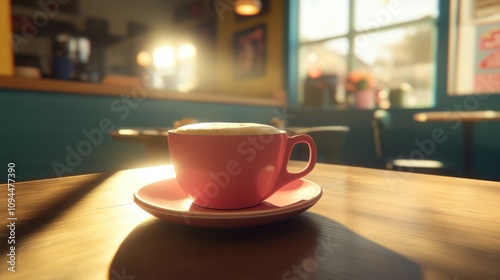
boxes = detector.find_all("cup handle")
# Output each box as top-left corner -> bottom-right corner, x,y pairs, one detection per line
273,134 -> 317,190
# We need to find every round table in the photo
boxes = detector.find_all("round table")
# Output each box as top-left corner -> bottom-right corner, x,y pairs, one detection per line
413,110 -> 500,177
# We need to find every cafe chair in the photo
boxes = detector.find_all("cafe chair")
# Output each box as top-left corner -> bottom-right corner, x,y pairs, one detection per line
290,126 -> 350,164
372,110 -> 456,176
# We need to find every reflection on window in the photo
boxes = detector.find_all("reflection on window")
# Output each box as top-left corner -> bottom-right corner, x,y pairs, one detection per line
297,0 -> 438,109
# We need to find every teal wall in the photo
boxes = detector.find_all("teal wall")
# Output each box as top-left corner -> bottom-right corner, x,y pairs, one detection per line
1,89 -> 281,182
286,0 -> 500,181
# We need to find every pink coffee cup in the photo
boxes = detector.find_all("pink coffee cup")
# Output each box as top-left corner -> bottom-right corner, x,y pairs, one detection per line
168,126 -> 317,209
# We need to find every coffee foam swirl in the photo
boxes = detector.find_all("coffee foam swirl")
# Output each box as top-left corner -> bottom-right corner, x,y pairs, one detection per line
174,122 -> 281,135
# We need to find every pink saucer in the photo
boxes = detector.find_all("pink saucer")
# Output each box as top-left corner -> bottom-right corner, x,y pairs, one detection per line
133,178 -> 322,228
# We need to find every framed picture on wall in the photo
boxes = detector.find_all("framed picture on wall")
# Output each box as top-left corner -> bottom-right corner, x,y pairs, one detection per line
233,24 -> 266,79
448,0 -> 500,95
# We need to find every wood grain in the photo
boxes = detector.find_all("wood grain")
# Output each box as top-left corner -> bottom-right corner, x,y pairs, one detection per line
0,163 -> 499,280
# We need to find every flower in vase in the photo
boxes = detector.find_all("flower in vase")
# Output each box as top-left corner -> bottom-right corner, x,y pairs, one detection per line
345,70 -> 377,92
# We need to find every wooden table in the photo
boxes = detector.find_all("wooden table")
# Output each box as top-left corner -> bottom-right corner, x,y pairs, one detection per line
1,163 -> 499,279
414,110 -> 500,177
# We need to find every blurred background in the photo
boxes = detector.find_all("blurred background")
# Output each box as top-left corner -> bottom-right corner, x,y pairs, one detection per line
1,0 -> 500,182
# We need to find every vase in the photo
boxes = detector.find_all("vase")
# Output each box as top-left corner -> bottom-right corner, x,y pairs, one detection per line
354,89 -> 376,109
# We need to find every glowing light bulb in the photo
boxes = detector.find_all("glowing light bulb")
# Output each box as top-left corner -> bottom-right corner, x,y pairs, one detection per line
234,0 -> 262,16
177,43 -> 197,60
136,51 -> 152,67
153,45 -> 176,69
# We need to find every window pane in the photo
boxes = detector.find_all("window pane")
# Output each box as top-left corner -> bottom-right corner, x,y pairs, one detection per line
354,0 -> 437,31
353,23 -> 435,107
298,38 -> 349,107
299,0 -> 349,42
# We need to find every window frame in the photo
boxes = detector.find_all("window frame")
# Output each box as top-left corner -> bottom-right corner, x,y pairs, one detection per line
286,0 -> 439,109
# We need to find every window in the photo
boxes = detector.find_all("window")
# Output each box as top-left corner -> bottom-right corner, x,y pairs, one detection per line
294,0 -> 438,109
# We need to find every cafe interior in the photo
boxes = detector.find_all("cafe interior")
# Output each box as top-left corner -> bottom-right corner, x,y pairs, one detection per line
2,0 -> 500,182
1,0 -> 500,279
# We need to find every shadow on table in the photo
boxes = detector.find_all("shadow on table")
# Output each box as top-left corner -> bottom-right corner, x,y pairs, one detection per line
0,172 -> 113,254
109,212 -> 422,280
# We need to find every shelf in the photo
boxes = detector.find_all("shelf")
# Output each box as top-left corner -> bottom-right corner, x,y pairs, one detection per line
0,76 -> 285,107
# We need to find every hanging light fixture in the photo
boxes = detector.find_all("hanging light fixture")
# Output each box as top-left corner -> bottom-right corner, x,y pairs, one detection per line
234,0 -> 262,16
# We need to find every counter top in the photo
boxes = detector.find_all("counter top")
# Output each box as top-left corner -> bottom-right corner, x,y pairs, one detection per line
0,75 -> 285,107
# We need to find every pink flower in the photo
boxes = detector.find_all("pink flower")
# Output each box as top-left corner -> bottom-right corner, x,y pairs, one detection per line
345,70 -> 376,91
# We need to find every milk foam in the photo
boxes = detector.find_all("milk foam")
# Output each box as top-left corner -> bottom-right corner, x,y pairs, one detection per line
174,122 -> 281,135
